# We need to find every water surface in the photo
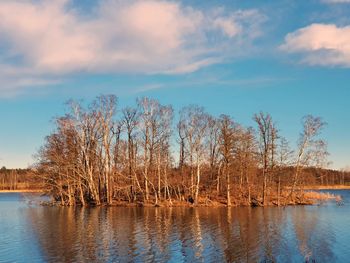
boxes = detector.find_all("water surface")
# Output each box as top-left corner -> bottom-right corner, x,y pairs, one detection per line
0,190 -> 349,262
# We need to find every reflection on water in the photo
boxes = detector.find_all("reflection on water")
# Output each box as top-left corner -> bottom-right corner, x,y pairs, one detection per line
1,191 -> 350,262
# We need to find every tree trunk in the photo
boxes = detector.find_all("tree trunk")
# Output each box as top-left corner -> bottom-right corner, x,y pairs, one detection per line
157,152 -> 161,200
195,157 -> 200,205
226,164 -> 231,206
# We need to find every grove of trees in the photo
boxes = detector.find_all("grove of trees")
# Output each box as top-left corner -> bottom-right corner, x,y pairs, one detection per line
35,95 -> 339,206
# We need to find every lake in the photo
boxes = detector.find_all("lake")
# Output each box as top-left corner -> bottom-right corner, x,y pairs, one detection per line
0,190 -> 349,263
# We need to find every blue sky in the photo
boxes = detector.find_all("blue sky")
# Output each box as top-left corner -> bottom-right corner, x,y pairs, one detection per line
0,0 -> 349,169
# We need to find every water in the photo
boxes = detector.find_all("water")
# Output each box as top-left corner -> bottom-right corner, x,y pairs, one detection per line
0,190 -> 349,263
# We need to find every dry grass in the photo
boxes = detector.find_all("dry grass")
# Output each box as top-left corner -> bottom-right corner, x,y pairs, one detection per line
304,191 -> 342,202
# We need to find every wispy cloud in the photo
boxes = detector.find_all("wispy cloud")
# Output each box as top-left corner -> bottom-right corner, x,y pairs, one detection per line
0,0 -> 265,95
0,65 -> 61,97
132,84 -> 165,94
280,23 -> 350,67
322,0 -> 350,3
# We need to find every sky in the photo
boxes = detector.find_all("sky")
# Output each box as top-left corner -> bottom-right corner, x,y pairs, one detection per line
0,0 -> 349,169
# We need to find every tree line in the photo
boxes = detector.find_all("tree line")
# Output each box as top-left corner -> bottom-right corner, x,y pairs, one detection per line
0,167 -> 43,190
35,95 -> 334,206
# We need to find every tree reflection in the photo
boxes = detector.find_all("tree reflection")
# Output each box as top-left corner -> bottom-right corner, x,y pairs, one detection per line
290,207 -> 335,262
26,205 -> 336,262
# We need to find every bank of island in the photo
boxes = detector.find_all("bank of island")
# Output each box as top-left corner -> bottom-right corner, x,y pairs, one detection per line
0,166 -> 346,207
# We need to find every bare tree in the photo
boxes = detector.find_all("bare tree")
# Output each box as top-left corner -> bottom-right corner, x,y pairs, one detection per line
137,98 -> 174,203
254,112 -> 276,206
218,115 -> 236,206
208,116 -> 220,183
177,118 -> 187,185
122,107 -> 140,202
289,115 -> 326,198
276,137 -> 293,205
180,106 -> 208,204
219,115 -> 237,206
94,95 -> 117,204
235,127 -> 257,205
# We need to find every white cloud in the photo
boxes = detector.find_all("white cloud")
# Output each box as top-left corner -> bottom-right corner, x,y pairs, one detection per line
0,0 -> 265,94
280,23 -> 350,67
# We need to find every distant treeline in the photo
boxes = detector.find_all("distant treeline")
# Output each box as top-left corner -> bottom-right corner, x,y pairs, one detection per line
34,95 -> 345,206
0,167 -> 43,190
277,167 -> 350,186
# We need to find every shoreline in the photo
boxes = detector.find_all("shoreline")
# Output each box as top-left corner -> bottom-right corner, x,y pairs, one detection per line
1,188 -> 344,207
302,185 -> 350,190
42,190 -> 341,208
0,189 -> 45,193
